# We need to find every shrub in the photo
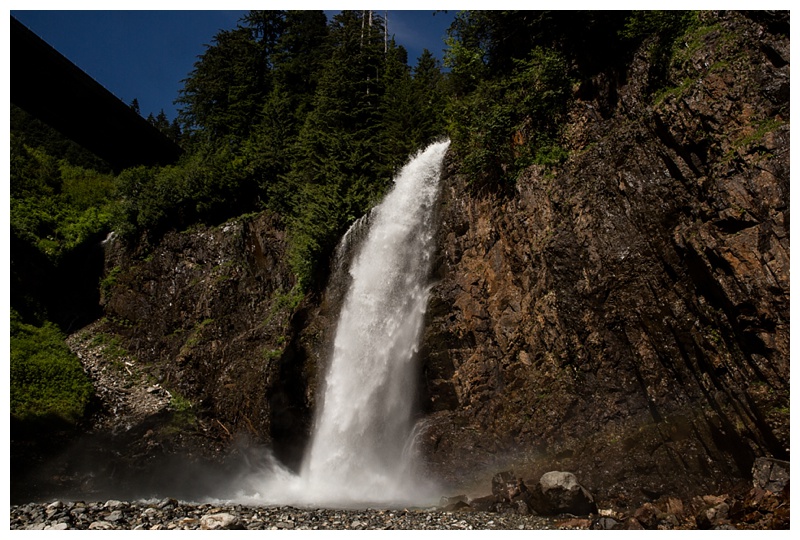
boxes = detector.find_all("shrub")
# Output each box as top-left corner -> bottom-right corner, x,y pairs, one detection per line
10,311 -> 94,425
448,47 -> 572,188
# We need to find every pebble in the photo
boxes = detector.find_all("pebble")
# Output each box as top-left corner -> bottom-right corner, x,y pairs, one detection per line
10,500 -> 566,530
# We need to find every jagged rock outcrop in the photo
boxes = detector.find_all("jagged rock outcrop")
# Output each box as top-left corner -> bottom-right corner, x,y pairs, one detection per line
100,212 -> 318,469
419,11 -> 788,509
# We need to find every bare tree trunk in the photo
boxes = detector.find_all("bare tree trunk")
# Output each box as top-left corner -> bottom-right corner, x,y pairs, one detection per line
361,10 -> 366,49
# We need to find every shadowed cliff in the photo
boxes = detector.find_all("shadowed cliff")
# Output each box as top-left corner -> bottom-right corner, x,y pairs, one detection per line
418,11 -> 789,508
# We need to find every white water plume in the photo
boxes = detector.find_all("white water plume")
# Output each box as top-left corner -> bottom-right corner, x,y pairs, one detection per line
235,140 -> 450,508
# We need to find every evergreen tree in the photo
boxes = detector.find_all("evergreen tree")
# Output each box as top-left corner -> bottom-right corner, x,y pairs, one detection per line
410,49 -> 447,146
168,118 -> 183,145
378,41 -> 415,172
176,25 -> 266,142
272,10 -> 329,118
284,10 -> 393,288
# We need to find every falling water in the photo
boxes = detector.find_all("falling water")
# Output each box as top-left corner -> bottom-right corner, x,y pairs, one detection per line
237,140 -> 450,507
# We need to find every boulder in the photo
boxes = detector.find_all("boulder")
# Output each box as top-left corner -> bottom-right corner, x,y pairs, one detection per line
200,512 -> 240,530
467,494 -> 497,512
529,471 -> 597,516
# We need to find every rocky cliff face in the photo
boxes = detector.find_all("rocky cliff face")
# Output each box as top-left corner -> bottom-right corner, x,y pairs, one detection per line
99,212 -> 319,470
418,11 -> 789,508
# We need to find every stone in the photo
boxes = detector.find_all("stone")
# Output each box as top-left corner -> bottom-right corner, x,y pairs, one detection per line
530,471 -> 597,516
491,470 -> 529,504
695,496 -> 731,530
439,494 -> 467,507
594,516 -> 619,530
105,510 -> 123,522
443,501 -> 471,512
633,502 -> 660,529
468,495 -> 498,512
200,512 -> 240,530
513,500 -> 531,515
625,517 -> 644,530
751,457 -> 789,493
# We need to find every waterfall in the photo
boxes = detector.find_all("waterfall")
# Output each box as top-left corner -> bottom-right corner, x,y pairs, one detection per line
237,140 -> 450,508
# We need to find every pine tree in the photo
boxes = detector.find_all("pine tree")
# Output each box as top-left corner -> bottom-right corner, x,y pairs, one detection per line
410,49 -> 447,145
284,10 -> 393,288
176,25 -> 266,142
378,41 -> 415,173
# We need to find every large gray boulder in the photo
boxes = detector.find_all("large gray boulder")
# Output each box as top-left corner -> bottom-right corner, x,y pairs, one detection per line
529,471 -> 597,516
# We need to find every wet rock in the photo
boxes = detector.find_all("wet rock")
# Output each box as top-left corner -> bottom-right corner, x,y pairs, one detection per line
556,517 -> 591,529
593,516 -> 620,530
445,501 -> 471,512
512,500 -> 531,515
625,517 -> 645,530
105,510 -> 123,522
633,502 -> 660,529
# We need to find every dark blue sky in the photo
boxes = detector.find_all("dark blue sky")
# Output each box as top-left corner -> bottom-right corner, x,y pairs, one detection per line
11,10 -> 456,122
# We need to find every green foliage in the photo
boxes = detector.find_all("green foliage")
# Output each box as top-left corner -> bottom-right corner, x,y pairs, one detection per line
279,11 -> 409,288
165,391 -> 198,433
100,266 -> 122,298
10,310 -> 94,424
10,104 -> 111,172
448,47 -> 572,188
444,11 -> 637,87
90,332 -> 130,365
177,25 -> 267,141
620,11 -> 700,97
272,284 -> 306,316
9,141 -> 116,263
443,10 -> 701,189
113,143 -> 261,241
15,10 -> 451,299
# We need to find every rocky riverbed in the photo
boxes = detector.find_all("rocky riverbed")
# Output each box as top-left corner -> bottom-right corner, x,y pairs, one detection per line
11,500 -> 571,531
10,468 -> 789,531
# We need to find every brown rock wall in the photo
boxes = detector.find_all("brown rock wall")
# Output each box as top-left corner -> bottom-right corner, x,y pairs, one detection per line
101,212 -> 312,461
419,11 -> 789,508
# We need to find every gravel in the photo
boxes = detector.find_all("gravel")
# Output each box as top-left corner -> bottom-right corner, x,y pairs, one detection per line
10,499 -> 577,530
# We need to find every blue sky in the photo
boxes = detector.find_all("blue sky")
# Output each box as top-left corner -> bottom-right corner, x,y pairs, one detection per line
10,9 -> 456,122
